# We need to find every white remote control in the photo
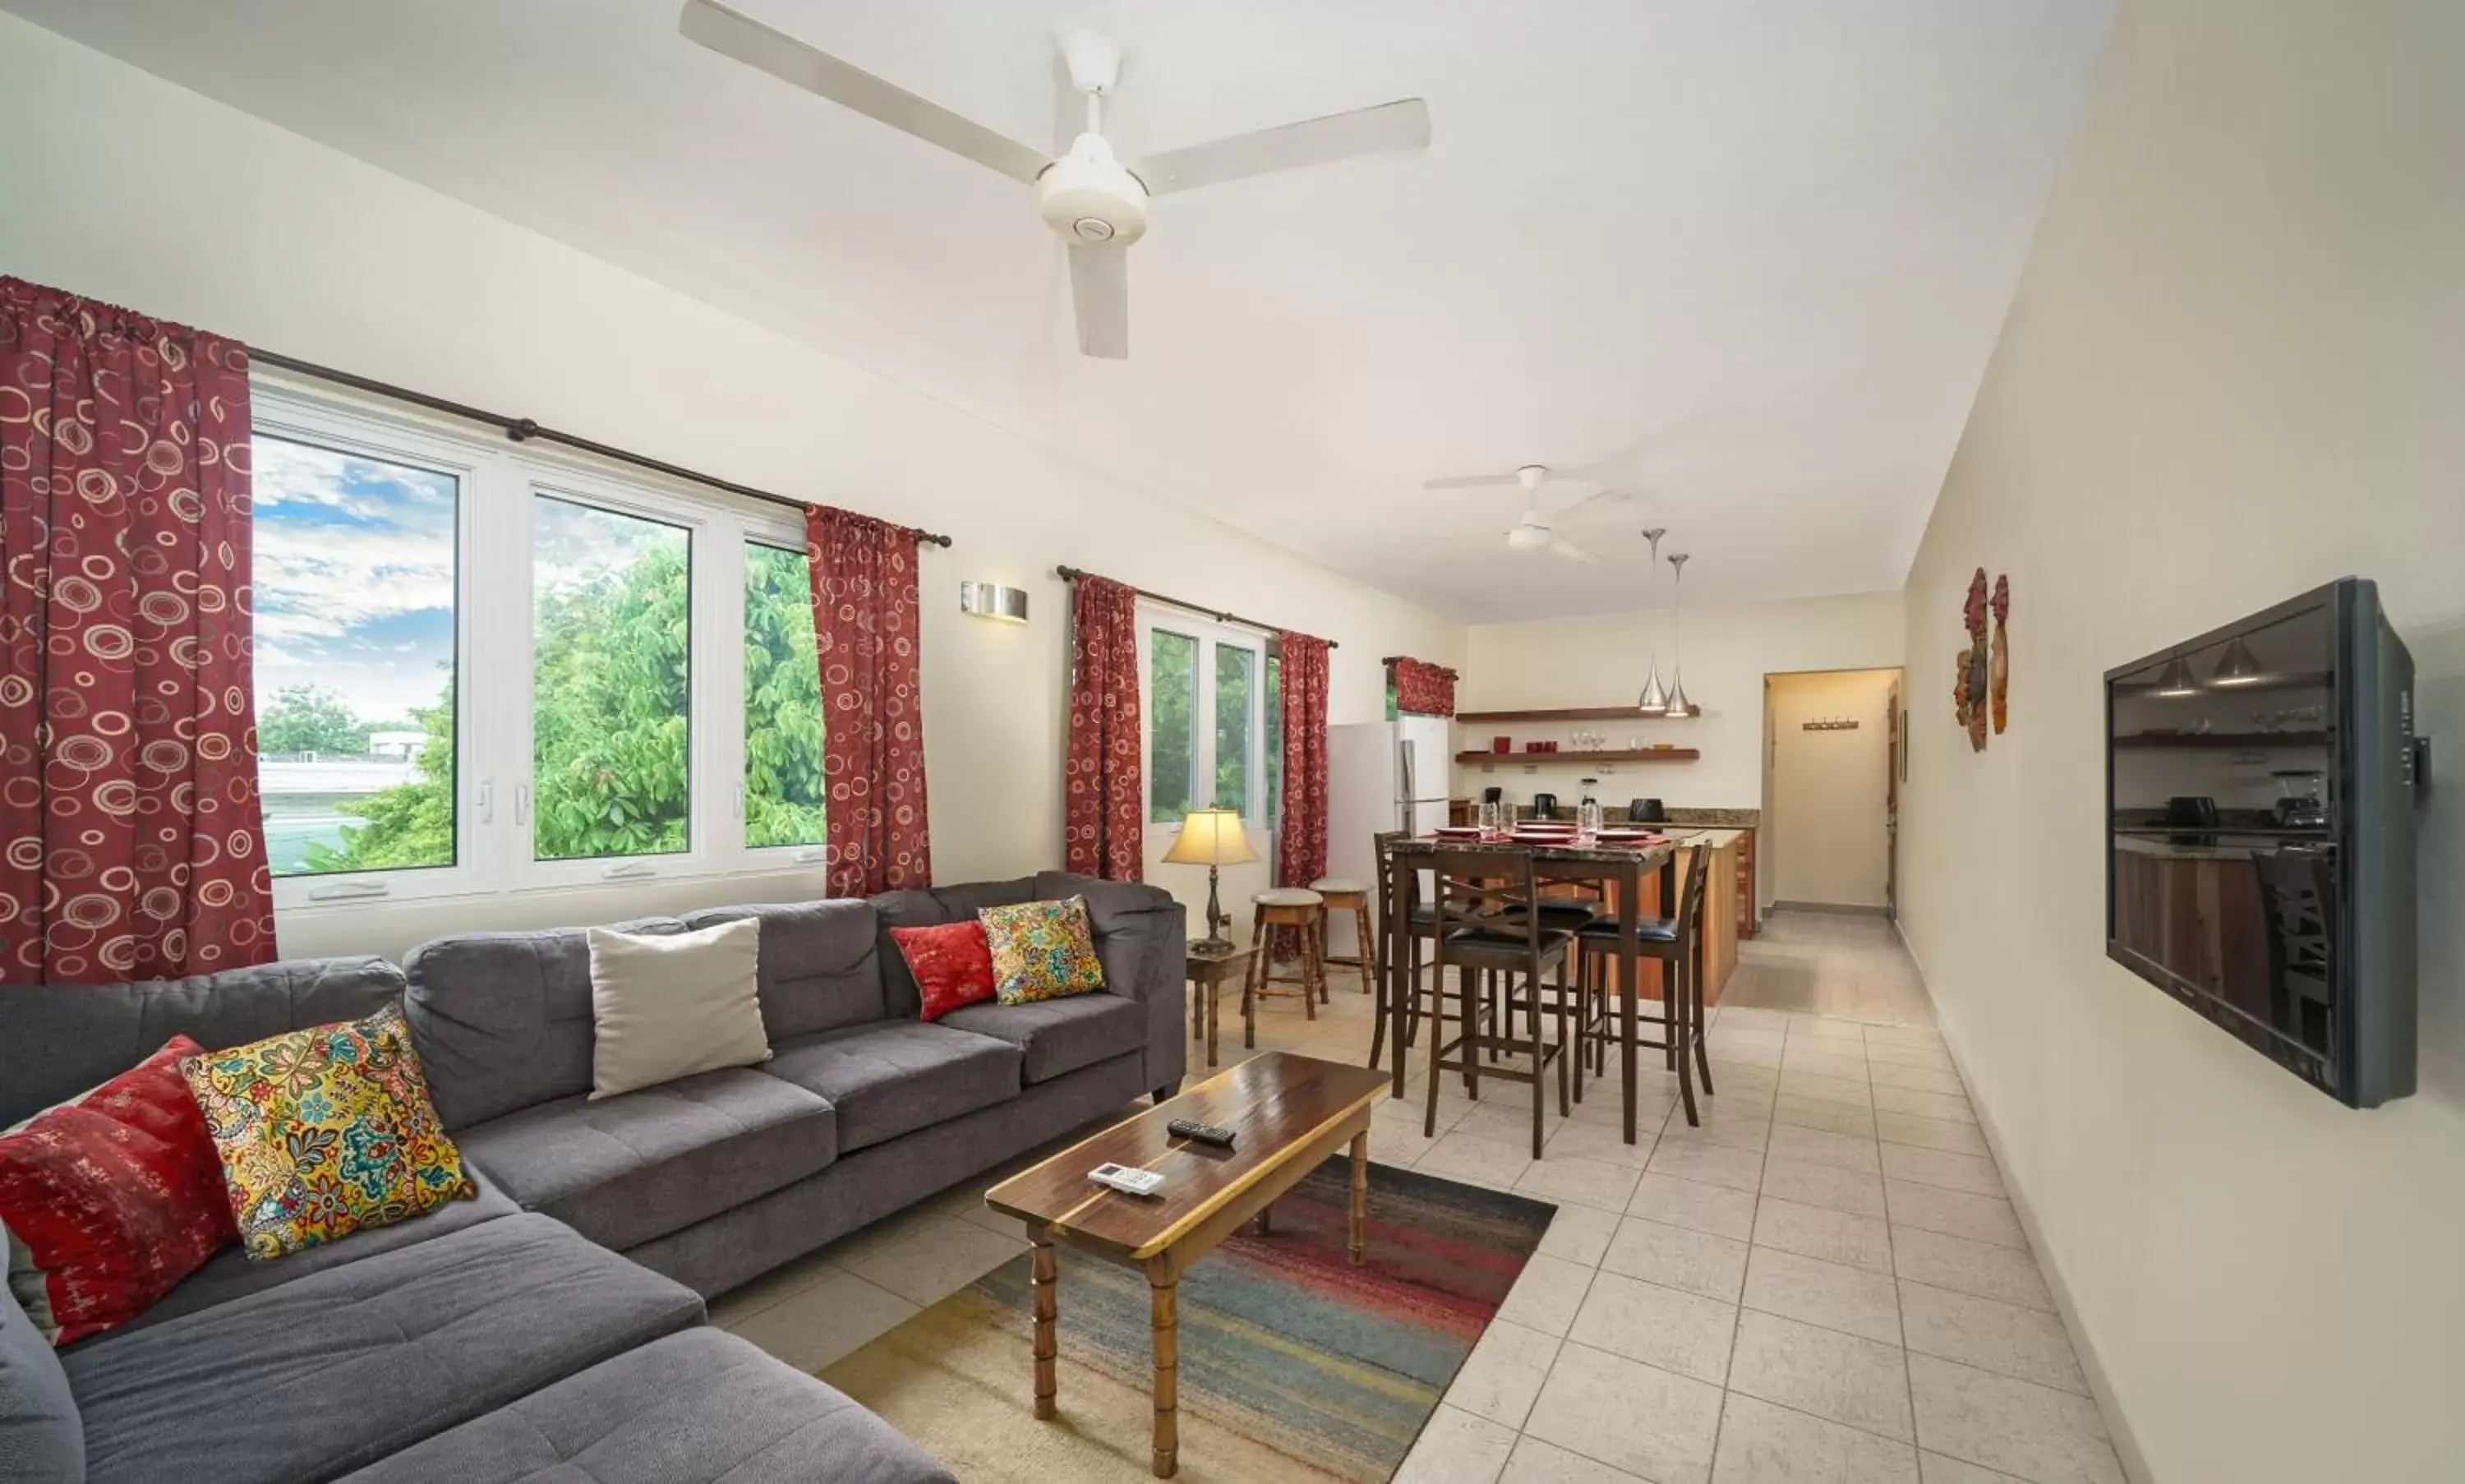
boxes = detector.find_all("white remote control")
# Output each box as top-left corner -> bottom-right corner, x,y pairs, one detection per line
1089,1163 -> 1166,1196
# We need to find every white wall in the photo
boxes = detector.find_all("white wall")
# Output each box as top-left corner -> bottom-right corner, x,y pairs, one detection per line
1896,1 -> 2465,1480
1766,668 -> 1899,909
1455,592 -> 1905,814
0,15 -> 1463,962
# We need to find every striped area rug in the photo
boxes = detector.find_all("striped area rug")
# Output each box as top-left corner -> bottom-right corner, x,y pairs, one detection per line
821,1159 -> 1556,1482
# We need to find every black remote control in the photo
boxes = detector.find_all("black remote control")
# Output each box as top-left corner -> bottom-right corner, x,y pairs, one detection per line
1168,1118 -> 1237,1148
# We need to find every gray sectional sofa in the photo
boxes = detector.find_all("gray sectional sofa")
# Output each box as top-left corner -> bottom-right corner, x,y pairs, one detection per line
0,871 -> 1186,1484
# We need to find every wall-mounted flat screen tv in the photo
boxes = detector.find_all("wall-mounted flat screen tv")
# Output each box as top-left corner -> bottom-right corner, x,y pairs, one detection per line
2104,578 -> 2421,1108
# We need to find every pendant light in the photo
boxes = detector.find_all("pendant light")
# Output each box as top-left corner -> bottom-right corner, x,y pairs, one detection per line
2211,635 -> 2265,686
2153,655 -> 2199,697
1636,528 -> 1670,714
1664,551 -> 1692,717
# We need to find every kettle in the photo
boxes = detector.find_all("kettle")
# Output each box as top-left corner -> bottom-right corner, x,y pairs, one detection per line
1530,793 -> 1560,820
1628,797 -> 1668,823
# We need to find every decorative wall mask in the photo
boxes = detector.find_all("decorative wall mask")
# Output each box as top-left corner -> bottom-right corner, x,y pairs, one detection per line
1990,574 -> 2011,735
1951,568 -> 2011,752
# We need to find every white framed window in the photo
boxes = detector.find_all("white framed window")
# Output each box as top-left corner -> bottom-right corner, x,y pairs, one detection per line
250,381 -> 832,918
1140,610 -> 1269,833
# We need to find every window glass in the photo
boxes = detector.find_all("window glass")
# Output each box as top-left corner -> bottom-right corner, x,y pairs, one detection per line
252,436 -> 458,876
532,497 -> 692,860
1214,643 -> 1255,818
1150,629 -> 1197,821
744,542 -> 827,848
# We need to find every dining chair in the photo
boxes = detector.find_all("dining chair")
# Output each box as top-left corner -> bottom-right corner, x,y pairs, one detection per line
1426,849 -> 1572,1157
1573,842 -> 1712,1126
1368,831 -> 1440,1079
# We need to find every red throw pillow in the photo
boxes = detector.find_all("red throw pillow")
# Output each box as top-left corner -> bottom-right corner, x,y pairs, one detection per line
892,920 -> 998,1021
0,1035 -> 238,1347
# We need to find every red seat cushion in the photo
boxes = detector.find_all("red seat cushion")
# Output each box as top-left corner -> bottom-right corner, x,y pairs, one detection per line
890,919 -> 998,1021
0,1035 -> 237,1345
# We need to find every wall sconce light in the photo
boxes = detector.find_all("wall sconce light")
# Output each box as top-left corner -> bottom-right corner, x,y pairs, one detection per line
959,582 -> 1029,624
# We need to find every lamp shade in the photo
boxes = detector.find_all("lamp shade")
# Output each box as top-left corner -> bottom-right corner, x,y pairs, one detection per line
1163,807 -> 1260,866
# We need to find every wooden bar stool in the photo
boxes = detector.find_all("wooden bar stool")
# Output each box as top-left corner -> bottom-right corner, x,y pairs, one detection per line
1242,887 -> 1328,1044
1309,875 -> 1380,996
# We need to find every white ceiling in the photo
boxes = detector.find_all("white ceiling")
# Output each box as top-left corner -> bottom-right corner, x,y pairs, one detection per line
7,0 -> 2111,622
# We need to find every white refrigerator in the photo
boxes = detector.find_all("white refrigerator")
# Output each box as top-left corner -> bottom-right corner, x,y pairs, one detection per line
1323,715 -> 1454,957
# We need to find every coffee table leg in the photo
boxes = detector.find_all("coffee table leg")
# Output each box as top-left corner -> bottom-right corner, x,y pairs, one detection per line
1030,1224 -> 1057,1421
1149,1264 -> 1180,1477
1349,1131 -> 1369,1265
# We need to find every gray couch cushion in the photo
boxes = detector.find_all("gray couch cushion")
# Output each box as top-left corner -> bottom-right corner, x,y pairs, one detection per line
869,878 -> 1035,1019
336,1327 -> 956,1484
403,918 -> 688,1130
1,1280 -> 81,1484
66,1214 -> 701,1484
938,993 -> 1150,1084
118,1166 -> 521,1337
679,900 -> 886,1039
0,957 -> 403,1127
454,1068 -> 836,1251
1036,871 -> 1188,1094
761,1022 -> 1021,1153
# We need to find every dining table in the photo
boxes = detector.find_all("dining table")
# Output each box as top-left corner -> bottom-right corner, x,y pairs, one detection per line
1381,829 -> 1685,1145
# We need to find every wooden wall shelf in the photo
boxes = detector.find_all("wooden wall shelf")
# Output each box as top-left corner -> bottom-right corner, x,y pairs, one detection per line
1456,749 -> 1700,764
1456,705 -> 1701,723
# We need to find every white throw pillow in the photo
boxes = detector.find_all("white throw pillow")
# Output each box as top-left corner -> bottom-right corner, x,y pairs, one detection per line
586,918 -> 770,1099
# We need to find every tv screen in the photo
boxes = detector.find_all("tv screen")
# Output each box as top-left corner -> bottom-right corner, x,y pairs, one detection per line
2104,578 -> 2420,1108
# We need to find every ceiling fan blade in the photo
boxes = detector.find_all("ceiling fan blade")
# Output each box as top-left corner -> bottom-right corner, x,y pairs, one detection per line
680,0 -> 1049,186
1068,244 -> 1130,358
1551,489 -> 1633,525
1424,472 -> 1519,491
1545,537 -> 1601,565
1131,97 -> 1431,196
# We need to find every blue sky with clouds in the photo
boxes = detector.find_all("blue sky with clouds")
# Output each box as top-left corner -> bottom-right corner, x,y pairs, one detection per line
252,436 -> 458,722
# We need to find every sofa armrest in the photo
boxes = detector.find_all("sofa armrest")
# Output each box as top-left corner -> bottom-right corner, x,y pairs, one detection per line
1035,871 -> 1187,1094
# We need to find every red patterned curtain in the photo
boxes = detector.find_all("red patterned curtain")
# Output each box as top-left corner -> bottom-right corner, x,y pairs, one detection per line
804,505 -> 929,896
1391,657 -> 1456,717
1063,574 -> 1142,881
1274,633 -> 1332,954
0,279 -> 274,984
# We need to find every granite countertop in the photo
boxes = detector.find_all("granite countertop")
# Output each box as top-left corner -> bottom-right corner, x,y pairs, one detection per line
1664,808 -> 1761,828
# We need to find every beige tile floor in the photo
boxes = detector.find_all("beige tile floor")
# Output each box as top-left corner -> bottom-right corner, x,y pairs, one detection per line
714,910 -> 2124,1484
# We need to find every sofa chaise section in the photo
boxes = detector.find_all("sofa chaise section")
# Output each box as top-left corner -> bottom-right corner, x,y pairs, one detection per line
336,1327 -> 956,1484
64,1214 -> 703,1484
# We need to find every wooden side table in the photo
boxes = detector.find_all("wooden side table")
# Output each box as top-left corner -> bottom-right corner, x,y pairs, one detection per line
1185,942 -> 1258,1069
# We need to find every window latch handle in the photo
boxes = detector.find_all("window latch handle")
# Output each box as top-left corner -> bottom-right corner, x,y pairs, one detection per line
477,778 -> 494,825
515,783 -> 531,827
601,861 -> 657,881
306,880 -> 390,903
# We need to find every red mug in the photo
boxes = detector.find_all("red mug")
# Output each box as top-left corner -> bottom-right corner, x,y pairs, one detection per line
1493,736 -> 1511,754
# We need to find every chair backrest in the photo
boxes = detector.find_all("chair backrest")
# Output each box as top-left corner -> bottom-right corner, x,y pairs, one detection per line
1426,849 -> 1549,963
1673,841 -> 1713,936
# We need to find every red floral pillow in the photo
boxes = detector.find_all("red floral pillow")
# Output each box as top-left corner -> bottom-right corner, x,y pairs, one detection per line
0,1035 -> 238,1347
892,920 -> 998,1021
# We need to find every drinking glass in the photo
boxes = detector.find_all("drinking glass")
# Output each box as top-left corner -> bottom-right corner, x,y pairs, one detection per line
1478,800 -> 1504,838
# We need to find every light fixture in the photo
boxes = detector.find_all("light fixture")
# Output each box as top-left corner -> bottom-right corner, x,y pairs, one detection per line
2153,656 -> 2199,697
1162,806 -> 1260,952
2210,635 -> 2265,686
959,581 -> 1028,624
1636,528 -> 1669,714
1663,551 -> 1692,717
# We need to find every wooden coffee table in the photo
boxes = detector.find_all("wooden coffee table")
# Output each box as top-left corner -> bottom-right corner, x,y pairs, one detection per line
984,1052 -> 1390,1479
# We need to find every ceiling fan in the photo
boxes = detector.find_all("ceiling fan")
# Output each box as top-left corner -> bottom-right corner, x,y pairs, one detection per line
1427,464 -> 1632,564
679,1 -> 1433,359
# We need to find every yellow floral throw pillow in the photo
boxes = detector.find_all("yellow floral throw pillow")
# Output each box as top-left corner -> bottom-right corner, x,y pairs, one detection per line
179,1004 -> 476,1260
980,896 -> 1106,1006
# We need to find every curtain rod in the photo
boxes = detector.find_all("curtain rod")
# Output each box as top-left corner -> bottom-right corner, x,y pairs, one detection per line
1053,565 -> 1338,648
251,349 -> 954,547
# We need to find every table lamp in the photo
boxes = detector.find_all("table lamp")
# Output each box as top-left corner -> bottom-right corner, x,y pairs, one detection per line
1162,805 -> 1259,953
